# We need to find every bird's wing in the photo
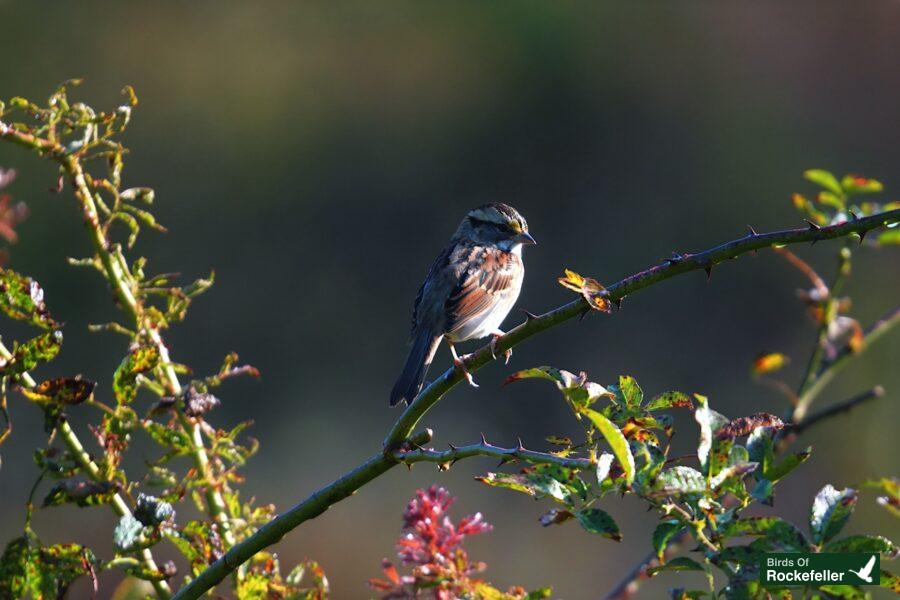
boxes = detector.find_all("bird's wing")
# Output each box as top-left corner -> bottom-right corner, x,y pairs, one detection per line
410,244 -> 455,336
861,555 -> 876,576
445,246 -> 519,337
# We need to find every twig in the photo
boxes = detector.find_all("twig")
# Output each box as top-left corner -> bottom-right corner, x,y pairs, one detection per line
170,211 -> 899,600
0,341 -> 172,599
782,386 -> 884,445
394,439 -> 594,471
793,304 -> 900,422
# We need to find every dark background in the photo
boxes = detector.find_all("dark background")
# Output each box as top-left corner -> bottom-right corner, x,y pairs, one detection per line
1,2 -> 898,598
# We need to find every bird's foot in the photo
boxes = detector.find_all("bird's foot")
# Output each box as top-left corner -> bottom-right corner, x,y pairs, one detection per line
452,354 -> 479,387
490,331 -> 512,364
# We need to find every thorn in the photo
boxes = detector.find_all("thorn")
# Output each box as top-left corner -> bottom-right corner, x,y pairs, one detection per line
480,432 -> 488,446
517,437 -> 525,451
578,307 -> 591,322
804,219 -> 821,231
746,225 -> 758,236
448,442 -> 458,452
519,308 -> 539,321
450,458 -> 459,468
859,229 -> 868,245
614,296 -> 624,310
497,457 -> 511,468
811,236 -> 819,245
849,210 -> 859,220
704,265 -> 712,281
406,463 -> 412,471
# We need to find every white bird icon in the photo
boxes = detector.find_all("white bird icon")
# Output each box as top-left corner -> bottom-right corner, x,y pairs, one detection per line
848,555 -> 876,583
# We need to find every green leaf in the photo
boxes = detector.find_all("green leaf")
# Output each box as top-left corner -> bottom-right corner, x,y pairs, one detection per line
751,479 -> 774,506
764,447 -> 810,482
881,568 -> 900,593
113,345 -> 160,405
618,375 -> 643,409
694,396 -> 730,479
746,427 -> 774,476
710,462 -> 758,490
645,391 -> 693,411
825,535 -> 898,558
476,472 -> 572,505
804,169 -> 843,195
647,556 -> 705,576
841,174 -> 883,195
719,518 -> 809,552
0,268 -> 57,329
505,366 -> 614,411
113,514 -> 145,552
878,229 -> 900,246
669,590 -> 710,600
0,331 -> 63,376
576,508 -> 621,541
651,466 -> 706,496
810,485 -> 858,545
652,520 -> 683,561
582,408 -> 635,485
0,532 -> 96,599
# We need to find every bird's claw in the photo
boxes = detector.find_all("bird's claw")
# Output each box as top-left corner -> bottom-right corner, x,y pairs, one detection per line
453,356 -> 479,388
490,333 -> 512,365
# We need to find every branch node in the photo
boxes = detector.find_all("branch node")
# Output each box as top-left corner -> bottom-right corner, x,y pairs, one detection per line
520,308 -> 539,321
804,219 -> 821,231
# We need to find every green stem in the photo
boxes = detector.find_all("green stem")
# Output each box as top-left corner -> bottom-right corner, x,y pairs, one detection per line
793,304 -> 900,421
174,211 -> 899,600
0,342 -> 172,599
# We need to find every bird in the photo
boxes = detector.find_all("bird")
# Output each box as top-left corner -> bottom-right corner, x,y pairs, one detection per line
848,555 -> 876,583
389,203 -> 536,406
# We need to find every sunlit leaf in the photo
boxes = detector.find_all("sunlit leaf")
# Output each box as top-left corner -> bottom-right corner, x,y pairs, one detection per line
617,375 -> 643,409
694,396 -> 730,479
596,452 -> 615,485
0,268 -> 57,329
810,485 -> 858,545
582,408 -> 635,485
651,466 -> 706,497
558,269 -> 612,312
476,472 -> 572,505
751,352 -> 789,376
21,376 -> 96,405
576,508 -> 621,541
710,461 -> 758,490
764,447 -> 810,483
0,331 -> 63,376
881,569 -> 900,593
647,556 -> 705,576
719,517 -> 808,552
645,391 -> 693,412
825,535 -> 898,558
862,477 -> 900,519
0,532 -> 96,599
804,169 -> 843,195
878,230 -> 900,245
506,366 -> 614,411
113,345 -> 159,405
841,174 -> 883,195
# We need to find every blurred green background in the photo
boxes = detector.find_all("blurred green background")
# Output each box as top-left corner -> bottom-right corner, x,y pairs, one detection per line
1,2 -> 899,598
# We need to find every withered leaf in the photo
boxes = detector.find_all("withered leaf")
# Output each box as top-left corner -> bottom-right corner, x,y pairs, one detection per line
716,413 -> 784,440
22,377 -> 95,405
558,269 -> 612,313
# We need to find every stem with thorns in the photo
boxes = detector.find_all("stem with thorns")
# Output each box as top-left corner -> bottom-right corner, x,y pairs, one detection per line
171,211 -> 899,600
0,342 -> 173,599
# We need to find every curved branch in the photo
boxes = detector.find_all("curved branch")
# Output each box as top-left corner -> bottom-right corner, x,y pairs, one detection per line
172,209 -> 898,600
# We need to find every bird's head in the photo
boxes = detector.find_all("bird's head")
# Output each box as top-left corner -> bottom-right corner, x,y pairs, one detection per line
454,203 -> 536,251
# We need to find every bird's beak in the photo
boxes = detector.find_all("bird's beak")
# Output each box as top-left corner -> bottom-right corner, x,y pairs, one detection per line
515,232 -> 537,245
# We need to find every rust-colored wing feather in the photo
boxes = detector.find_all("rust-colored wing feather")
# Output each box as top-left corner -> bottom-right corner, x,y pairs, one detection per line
445,247 -> 519,338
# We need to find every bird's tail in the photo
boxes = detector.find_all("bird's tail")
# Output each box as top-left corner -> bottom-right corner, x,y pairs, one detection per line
390,331 -> 442,406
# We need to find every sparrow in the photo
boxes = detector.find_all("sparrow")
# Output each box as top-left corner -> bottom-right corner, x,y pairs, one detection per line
390,203 -> 536,406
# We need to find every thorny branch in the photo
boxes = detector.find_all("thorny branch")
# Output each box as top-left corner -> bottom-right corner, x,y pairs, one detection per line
171,209 -> 899,600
